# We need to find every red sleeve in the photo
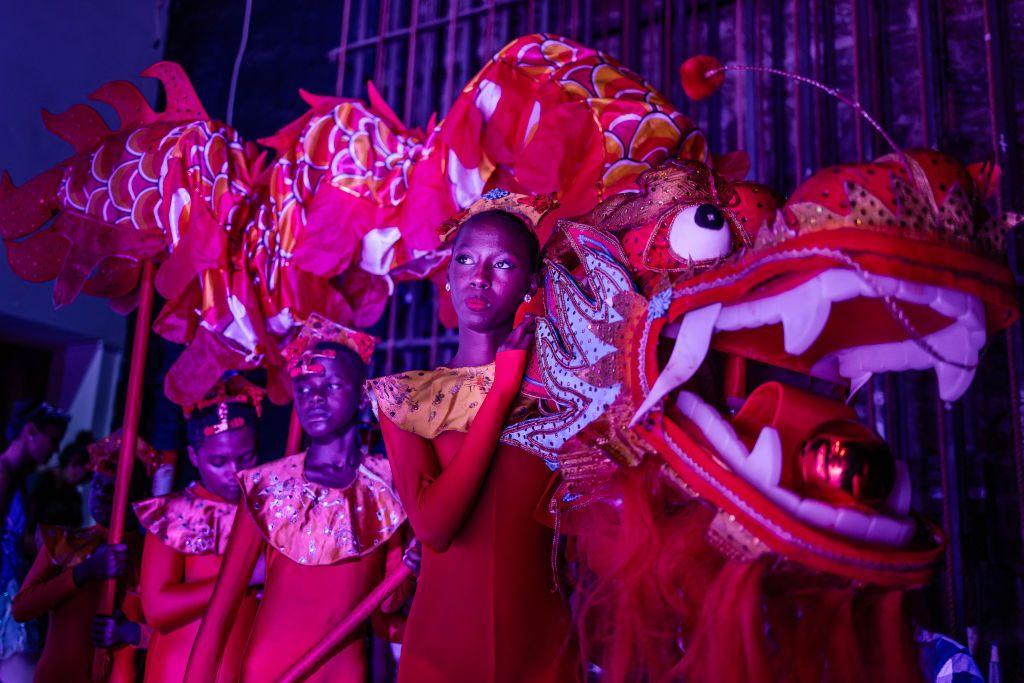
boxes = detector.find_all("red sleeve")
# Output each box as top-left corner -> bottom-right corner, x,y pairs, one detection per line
110,644 -> 140,682
184,506 -> 263,682
139,534 -> 218,633
378,350 -> 526,552
11,545 -> 79,622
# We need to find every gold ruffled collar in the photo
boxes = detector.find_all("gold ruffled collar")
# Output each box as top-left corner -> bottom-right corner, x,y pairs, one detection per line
238,453 -> 405,565
366,363 -> 495,438
133,483 -> 237,556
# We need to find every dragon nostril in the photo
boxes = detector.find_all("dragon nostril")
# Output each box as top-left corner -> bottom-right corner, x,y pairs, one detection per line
694,203 -> 725,230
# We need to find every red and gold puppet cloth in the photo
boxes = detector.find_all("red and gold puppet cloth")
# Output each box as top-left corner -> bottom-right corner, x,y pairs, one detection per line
237,314 -> 404,565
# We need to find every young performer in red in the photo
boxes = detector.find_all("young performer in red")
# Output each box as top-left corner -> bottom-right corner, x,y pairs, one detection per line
12,432 -> 149,683
368,190 -> 577,682
132,376 -> 264,682
186,315 -> 409,682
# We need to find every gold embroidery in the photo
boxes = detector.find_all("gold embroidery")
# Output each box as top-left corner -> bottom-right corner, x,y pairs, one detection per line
367,364 -> 495,438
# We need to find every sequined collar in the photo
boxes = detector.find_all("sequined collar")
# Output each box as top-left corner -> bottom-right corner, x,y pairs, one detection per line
366,363 -> 495,438
133,483 -> 238,556
238,453 -> 405,565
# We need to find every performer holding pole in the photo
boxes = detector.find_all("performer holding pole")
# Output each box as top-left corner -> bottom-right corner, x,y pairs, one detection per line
12,433 -> 150,683
186,315 -> 412,682
92,261 -> 156,680
133,376 -> 265,682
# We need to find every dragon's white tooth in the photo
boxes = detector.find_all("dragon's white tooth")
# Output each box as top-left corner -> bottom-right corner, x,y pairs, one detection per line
873,275 -> 900,297
796,498 -> 838,529
763,485 -> 801,512
673,391 -> 749,468
923,323 -> 979,401
847,372 -> 873,400
780,285 -> 830,355
932,288 -> 968,319
809,355 -> 841,383
895,280 -> 936,305
935,362 -> 976,402
960,295 -> 985,330
970,328 -> 987,349
715,301 -> 756,331
674,390 -> 701,418
837,349 -> 867,378
834,508 -> 873,541
742,428 -> 783,488
818,269 -> 864,302
866,516 -> 915,547
631,303 -> 721,426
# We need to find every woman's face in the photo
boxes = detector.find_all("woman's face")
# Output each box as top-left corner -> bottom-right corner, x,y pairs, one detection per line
189,426 -> 258,502
447,215 -> 537,333
22,423 -> 58,466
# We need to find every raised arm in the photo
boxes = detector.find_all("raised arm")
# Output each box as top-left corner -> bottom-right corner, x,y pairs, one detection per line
11,546 -> 76,621
184,507 -> 262,682
379,350 -> 526,552
139,534 -> 219,633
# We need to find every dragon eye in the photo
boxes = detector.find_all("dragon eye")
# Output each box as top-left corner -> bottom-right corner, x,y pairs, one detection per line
668,203 -> 732,262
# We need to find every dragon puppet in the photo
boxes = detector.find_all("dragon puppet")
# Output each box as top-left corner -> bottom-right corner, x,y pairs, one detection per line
501,57 -> 1019,682
0,34 -> 707,405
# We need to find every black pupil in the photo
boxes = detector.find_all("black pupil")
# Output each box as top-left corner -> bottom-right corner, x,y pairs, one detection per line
694,204 -> 725,230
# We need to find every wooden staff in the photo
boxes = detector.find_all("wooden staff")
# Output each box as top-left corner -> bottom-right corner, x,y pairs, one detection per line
279,564 -> 413,682
92,261 -> 156,681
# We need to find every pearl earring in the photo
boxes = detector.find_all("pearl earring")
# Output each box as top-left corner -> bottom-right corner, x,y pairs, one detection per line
445,282 -> 451,292
523,293 -> 532,303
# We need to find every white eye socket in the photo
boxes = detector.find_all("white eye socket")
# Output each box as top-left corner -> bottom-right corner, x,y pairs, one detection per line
668,203 -> 732,262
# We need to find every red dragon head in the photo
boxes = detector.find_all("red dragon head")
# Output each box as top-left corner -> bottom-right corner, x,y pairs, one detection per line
502,147 -> 1018,679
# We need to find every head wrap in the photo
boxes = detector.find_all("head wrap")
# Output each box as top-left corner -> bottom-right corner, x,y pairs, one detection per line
86,429 -> 159,477
281,313 -> 379,378
438,188 -> 558,243
185,375 -> 266,440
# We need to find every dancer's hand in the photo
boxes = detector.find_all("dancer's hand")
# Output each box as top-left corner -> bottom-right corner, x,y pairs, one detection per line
91,611 -> 141,648
73,543 -> 128,585
403,539 -> 422,575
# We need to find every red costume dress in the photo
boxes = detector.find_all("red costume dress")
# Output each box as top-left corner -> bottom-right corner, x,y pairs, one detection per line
133,483 -> 257,682
186,453 -> 407,682
369,350 -> 576,683
11,526 -> 142,683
